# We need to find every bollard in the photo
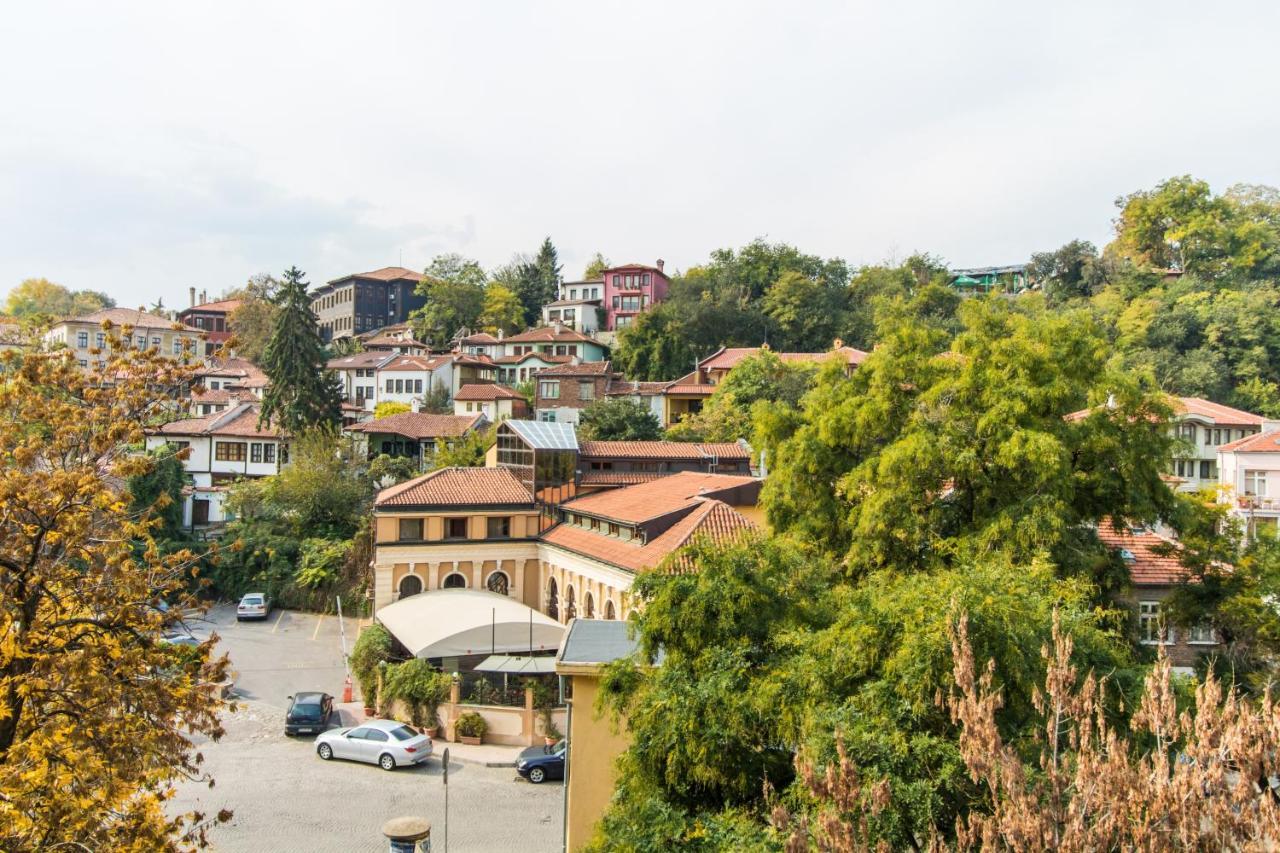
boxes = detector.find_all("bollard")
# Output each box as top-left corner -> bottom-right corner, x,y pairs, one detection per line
342,674 -> 353,704
382,816 -> 431,853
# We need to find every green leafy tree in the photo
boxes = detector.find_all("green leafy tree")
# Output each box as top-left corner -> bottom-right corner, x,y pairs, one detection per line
666,349 -> 817,444
374,401 -> 411,419
350,624 -> 394,706
260,428 -> 369,538
1030,239 -> 1104,304
3,277 -> 114,319
765,296 -> 1177,574
514,238 -> 563,326
429,426 -> 495,469
577,397 -> 662,441
226,274 -> 281,364
760,270 -> 846,351
582,252 -> 611,280
478,283 -> 525,336
411,254 -> 488,343
126,446 -> 191,545
259,266 -> 342,433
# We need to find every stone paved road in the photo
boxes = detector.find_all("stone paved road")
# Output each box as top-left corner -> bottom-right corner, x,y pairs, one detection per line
168,605 -> 564,852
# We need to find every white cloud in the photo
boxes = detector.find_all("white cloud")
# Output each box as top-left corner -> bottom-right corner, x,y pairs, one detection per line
2,0 -> 1277,303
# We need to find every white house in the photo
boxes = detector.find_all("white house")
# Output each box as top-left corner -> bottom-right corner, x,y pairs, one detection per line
454,383 -> 529,422
541,280 -> 603,333
1217,424 -> 1280,540
144,403 -> 289,531
328,350 -> 395,410
1168,398 -> 1266,491
44,308 -> 203,370
376,354 -> 454,408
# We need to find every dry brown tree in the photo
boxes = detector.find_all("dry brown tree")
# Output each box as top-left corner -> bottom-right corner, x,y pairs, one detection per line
776,611 -> 1280,851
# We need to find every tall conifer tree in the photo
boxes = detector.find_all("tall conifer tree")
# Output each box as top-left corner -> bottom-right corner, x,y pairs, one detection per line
515,237 -> 562,325
258,266 -> 342,433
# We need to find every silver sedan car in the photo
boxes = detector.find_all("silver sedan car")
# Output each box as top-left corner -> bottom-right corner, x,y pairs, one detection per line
315,719 -> 433,771
236,592 -> 270,621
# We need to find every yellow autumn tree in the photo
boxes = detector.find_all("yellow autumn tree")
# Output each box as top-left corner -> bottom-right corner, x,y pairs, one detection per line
0,327 -> 231,850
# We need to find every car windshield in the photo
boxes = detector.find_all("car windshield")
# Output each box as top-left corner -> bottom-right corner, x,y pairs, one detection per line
551,739 -> 566,753
242,596 -> 263,605
389,725 -> 418,741
293,703 -> 321,716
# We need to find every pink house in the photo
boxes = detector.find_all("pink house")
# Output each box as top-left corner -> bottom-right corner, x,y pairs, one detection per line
602,261 -> 671,331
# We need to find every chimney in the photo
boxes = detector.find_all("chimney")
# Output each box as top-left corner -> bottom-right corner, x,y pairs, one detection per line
497,329 -> 504,341
189,287 -> 196,308
553,321 -> 564,334
200,289 -> 207,304
656,258 -> 665,272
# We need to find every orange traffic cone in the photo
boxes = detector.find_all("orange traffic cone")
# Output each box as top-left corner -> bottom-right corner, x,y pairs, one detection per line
342,675 -> 353,704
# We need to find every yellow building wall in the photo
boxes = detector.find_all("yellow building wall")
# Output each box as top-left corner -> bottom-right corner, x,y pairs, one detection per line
566,674 -> 631,852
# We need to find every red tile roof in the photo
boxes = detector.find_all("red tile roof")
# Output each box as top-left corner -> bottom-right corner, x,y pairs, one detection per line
328,266 -> 423,284
602,263 -> 668,276
1175,397 -> 1266,426
1095,521 -> 1188,586
579,471 -> 668,487
606,380 -> 669,396
348,412 -> 484,440
379,355 -> 449,372
578,440 -> 751,461
457,332 -> 500,345
454,384 -> 525,401
540,499 -> 756,572
154,403 -> 285,439
559,471 -> 759,523
536,360 -> 614,377
327,351 -> 395,370
1219,431 -> 1280,453
664,383 -> 715,396
182,299 -> 243,314
375,467 -> 532,508
492,352 -> 574,365
503,326 -> 599,344
63,308 -> 201,333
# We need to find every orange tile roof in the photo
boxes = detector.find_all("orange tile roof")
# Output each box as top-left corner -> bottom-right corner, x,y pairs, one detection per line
578,440 -> 751,461
1219,430 -> 1280,453
375,467 -> 532,508
606,380 -> 669,396
579,471 -> 668,487
457,332 -> 500,345
540,499 -> 756,572
1095,521 -> 1187,586
327,351 -> 395,370
454,384 -> 525,401
493,352 -> 574,365
503,326 -> 599,344
1174,397 -> 1265,426
348,412 -> 484,439
560,471 -> 759,523
665,384 -> 715,396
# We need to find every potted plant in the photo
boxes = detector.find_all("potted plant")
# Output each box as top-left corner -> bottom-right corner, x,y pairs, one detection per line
455,711 -> 487,745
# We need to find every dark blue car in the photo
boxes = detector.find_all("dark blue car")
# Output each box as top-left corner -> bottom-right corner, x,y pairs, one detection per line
516,740 -> 566,784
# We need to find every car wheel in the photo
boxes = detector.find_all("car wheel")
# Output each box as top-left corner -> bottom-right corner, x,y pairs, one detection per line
379,753 -> 397,771
529,767 -> 546,784
317,743 -> 333,760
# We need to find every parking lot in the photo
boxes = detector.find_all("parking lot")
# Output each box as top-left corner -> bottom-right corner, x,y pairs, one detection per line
168,604 -> 563,852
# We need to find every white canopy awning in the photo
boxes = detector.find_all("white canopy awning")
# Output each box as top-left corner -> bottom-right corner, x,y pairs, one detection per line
376,589 -> 566,659
475,654 -> 558,674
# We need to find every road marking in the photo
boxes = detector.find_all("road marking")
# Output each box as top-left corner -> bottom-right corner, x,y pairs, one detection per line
312,614 -> 324,640
270,610 -> 286,634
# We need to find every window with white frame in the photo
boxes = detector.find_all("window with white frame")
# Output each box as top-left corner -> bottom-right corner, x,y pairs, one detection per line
539,380 -> 560,399
1138,601 -> 1171,644
1245,469 -> 1268,496
1187,623 -> 1216,644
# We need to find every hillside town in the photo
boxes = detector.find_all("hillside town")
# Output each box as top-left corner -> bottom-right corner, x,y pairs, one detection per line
6,3 -> 1280,851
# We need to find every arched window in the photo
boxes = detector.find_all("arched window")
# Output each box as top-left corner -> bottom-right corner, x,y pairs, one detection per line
486,571 -> 509,596
584,592 -> 595,619
605,599 -> 616,620
442,573 -> 467,589
565,585 -> 577,621
547,578 -> 559,620
398,574 -> 423,599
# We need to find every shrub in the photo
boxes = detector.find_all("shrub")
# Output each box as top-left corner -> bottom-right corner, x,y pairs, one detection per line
349,624 -> 394,706
294,537 -> 351,589
384,659 -> 452,727
455,711 -> 487,739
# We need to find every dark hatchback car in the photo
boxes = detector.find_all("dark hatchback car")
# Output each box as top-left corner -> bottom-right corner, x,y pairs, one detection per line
285,692 -> 334,736
515,740 -> 566,784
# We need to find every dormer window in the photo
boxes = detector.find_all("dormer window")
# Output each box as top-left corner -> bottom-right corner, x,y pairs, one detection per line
1119,549 -> 1137,562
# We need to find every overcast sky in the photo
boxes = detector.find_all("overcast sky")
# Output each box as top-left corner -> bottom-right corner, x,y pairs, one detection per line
2,1 -> 1277,308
